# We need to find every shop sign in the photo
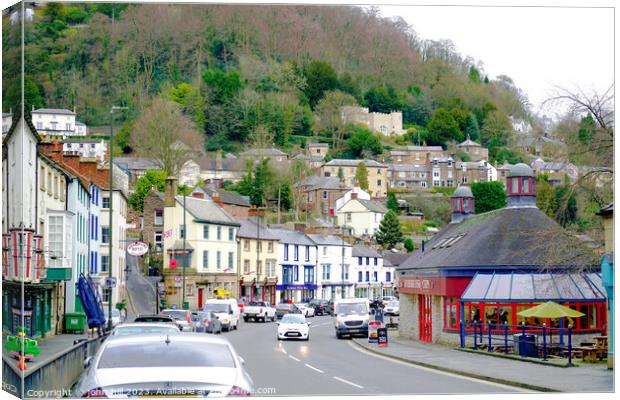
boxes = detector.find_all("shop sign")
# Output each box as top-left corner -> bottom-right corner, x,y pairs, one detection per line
368,321 -> 381,343
127,241 -> 149,256
398,276 -> 471,297
377,328 -> 388,347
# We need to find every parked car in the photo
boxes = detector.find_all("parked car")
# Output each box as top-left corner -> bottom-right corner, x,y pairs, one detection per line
111,323 -> 180,336
204,299 -> 240,331
276,314 -> 311,341
308,299 -> 333,316
382,296 -> 397,305
133,314 -> 180,331
192,311 -> 223,334
295,303 -> 315,318
161,309 -> 194,332
275,303 -> 301,319
243,301 -> 276,322
74,333 -> 254,397
103,308 -> 124,328
384,300 -> 399,316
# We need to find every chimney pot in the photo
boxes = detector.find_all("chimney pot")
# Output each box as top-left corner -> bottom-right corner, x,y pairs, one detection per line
294,223 -> 306,233
351,192 -> 358,200
164,177 -> 178,207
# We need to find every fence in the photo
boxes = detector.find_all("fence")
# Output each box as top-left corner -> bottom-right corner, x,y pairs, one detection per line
2,336 -> 103,398
460,321 -> 575,365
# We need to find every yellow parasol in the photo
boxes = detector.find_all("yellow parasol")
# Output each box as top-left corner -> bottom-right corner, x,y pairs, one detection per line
517,301 -> 584,319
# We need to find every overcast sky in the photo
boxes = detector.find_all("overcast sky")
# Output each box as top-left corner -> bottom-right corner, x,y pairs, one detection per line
377,3 -> 614,118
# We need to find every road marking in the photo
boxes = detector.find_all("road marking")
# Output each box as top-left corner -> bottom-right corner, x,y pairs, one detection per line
281,348 -> 287,354
288,355 -> 300,362
347,342 -> 531,393
304,363 -> 324,373
333,376 -> 364,389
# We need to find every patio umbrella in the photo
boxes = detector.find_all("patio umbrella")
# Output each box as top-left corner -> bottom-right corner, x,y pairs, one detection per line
517,301 -> 584,318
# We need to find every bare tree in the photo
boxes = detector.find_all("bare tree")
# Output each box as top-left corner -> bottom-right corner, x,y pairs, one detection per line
130,98 -> 204,176
248,124 -> 274,149
314,90 -> 358,150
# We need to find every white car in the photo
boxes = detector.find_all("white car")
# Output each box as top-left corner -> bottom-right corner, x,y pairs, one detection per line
242,301 -> 276,322
277,314 -> 311,341
384,300 -> 399,316
295,303 -> 315,318
204,300 -> 240,331
110,323 -> 181,337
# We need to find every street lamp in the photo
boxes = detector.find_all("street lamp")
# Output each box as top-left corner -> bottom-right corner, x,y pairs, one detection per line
107,105 -> 128,331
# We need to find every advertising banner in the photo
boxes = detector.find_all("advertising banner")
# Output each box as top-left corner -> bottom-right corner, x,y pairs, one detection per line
368,320 -> 381,343
377,327 -> 388,347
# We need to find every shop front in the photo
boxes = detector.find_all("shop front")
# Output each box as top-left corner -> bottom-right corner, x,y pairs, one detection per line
2,281 -> 55,337
276,284 -> 317,303
321,283 -> 354,301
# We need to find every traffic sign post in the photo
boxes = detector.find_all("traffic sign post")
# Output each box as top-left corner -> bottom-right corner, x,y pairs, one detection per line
105,277 -> 117,289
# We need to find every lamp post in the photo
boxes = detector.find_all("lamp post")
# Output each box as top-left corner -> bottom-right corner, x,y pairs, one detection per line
182,193 -> 187,309
107,105 -> 127,331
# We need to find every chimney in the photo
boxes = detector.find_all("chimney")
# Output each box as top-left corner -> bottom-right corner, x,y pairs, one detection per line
164,176 -> 177,207
192,191 -> 205,199
294,223 -> 306,233
212,191 -> 224,207
216,151 -> 223,171
351,192 -> 358,200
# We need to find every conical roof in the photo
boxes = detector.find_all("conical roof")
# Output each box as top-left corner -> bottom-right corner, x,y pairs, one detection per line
508,163 -> 534,177
452,186 -> 473,198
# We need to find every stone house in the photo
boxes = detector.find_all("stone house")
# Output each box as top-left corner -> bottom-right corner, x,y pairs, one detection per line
456,137 -> 488,161
387,163 -> 428,190
454,161 -> 491,185
427,156 -> 455,188
390,144 -> 445,164
306,142 -> 329,159
341,106 -> 405,136
297,176 -> 348,218
320,159 -> 388,198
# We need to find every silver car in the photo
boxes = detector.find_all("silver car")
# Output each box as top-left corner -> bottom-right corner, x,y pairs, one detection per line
161,309 -> 194,332
74,333 -> 254,397
110,323 -> 181,336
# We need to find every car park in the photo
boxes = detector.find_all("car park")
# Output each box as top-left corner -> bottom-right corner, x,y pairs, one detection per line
111,323 -> 181,336
161,309 -> 195,332
275,303 -> 301,319
242,301 -> 276,322
192,311 -> 223,334
74,333 -> 254,397
276,314 -> 311,341
295,303 -> 315,318
204,299 -> 240,331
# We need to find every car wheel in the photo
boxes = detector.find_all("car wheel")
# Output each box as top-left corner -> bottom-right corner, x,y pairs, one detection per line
272,316 -> 276,322
243,317 -> 249,322
336,332 -> 343,339
305,336 -> 310,341
277,335 -> 282,341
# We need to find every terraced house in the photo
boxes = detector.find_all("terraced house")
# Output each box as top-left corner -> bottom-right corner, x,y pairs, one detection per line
320,159 -> 388,198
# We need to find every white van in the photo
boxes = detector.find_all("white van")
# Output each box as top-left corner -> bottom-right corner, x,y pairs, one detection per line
334,298 -> 371,339
203,298 -> 240,331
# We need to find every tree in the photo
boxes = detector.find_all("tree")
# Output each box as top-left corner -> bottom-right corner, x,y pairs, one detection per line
426,108 -> 462,145
464,113 -> 481,142
203,68 -> 245,104
278,183 -> 292,211
577,114 -> 596,144
337,167 -> 344,181
355,162 -> 369,190
386,192 -> 399,213
404,237 -> 415,252
302,61 -> 338,108
554,185 -> 577,227
165,82 -> 206,130
468,65 -> 481,83
535,174 -> 556,218
248,124 -> 273,148
375,211 -> 404,250
470,181 -> 507,213
130,98 -> 204,176
128,170 -> 168,212
363,85 -> 402,113
250,158 -> 272,207
346,125 -> 383,158
314,90 -> 358,149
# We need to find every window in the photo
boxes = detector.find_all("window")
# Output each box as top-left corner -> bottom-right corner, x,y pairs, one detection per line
102,288 -> 111,303
36,122 -> 42,130
257,260 -> 262,275
47,215 -> 63,268
377,179 -> 381,187
244,240 -> 250,251
342,265 -> 349,280
102,227 -> 110,244
217,226 -> 222,240
322,191 -> 328,200
346,212 -> 352,222
154,209 -> 163,226
66,123 -> 72,131
284,244 -> 289,260
203,225 -> 209,239
243,260 -> 250,273
203,251 -> 209,269
101,255 -> 109,272
522,178 -> 530,193
257,241 -> 262,253
102,197 -> 110,209
304,267 -> 314,284
448,170 -> 453,178
294,245 -> 299,261
322,265 -> 331,280
386,272 -> 391,282
323,246 -> 327,256
365,271 -> 370,282
358,257 -> 362,265
229,228 -> 234,241
228,252 -> 234,270
433,169 -> 440,178
283,266 -> 294,284
366,257 -> 370,265
374,257 -> 378,266
373,271 -> 378,282
511,178 -> 519,194
216,251 -> 221,270
294,265 -> 299,281
358,271 -> 363,282
305,246 -> 310,261
179,224 -> 186,239
268,241 -> 274,253
155,232 -> 163,252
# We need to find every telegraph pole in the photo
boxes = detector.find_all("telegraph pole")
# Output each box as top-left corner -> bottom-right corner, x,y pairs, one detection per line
182,193 -> 187,309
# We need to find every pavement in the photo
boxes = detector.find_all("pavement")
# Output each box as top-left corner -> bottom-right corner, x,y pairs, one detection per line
225,315 -> 525,395
351,334 -> 614,393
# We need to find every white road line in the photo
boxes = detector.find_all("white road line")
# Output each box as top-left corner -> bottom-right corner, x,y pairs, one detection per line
333,376 -> 364,389
288,355 -> 301,362
304,363 -> 324,373
281,348 -> 287,354
347,341 -> 531,393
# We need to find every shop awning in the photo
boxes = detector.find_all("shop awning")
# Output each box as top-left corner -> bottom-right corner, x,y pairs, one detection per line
461,272 -> 606,302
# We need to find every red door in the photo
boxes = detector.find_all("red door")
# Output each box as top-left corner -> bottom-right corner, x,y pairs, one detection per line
198,288 -> 204,310
419,294 -> 433,342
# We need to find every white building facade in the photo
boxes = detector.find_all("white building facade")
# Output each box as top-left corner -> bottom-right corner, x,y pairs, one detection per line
352,247 -> 386,300
271,229 -> 318,303
308,234 -> 354,301
99,190 -> 128,308
32,108 -> 88,139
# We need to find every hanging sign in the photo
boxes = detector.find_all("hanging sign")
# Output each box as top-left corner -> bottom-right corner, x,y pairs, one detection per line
127,241 -> 149,256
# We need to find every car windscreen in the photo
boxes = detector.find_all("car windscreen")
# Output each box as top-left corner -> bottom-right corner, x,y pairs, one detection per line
281,314 -> 306,324
387,301 -> 399,307
196,312 -> 214,320
336,303 -> 368,315
114,326 -> 179,336
204,304 -> 230,313
248,301 -> 265,306
98,341 -> 235,369
276,304 -> 291,310
134,316 -> 173,323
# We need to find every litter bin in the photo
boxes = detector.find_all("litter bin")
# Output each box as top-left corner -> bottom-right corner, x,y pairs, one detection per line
65,312 -> 87,334
513,334 -> 538,357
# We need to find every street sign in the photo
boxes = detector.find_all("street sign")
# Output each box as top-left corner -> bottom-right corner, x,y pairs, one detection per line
169,259 -> 177,269
377,328 -> 388,347
127,241 -> 149,256
368,321 -> 381,343
105,277 -> 117,289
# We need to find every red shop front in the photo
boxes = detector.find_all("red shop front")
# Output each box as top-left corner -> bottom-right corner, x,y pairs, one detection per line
398,276 -> 471,342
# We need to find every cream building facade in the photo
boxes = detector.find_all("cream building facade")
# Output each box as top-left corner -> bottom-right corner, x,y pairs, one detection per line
320,159 -> 388,198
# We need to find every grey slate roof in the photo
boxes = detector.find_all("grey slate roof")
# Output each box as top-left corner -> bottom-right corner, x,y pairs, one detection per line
33,108 -> 76,115
457,139 -> 481,147
452,186 -> 473,198
508,163 -> 534,177
237,218 -> 280,240
388,163 -> 427,172
352,246 -> 381,258
202,187 -> 250,207
406,145 -> 444,151
307,142 -> 329,148
175,195 -> 240,227
195,157 -> 246,171
357,199 -> 388,213
268,228 -> 315,246
307,234 -> 349,246
299,176 -> 343,190
381,251 -> 409,267
324,159 -> 387,168
114,157 -> 160,171
240,148 -> 287,157
398,207 -> 597,271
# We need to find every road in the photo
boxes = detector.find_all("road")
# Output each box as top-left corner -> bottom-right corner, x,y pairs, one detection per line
225,315 -> 525,396
125,254 -> 158,317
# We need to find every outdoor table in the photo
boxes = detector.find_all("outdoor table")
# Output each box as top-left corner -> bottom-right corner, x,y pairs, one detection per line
580,341 -> 595,347
593,336 -> 608,349
574,346 -> 599,362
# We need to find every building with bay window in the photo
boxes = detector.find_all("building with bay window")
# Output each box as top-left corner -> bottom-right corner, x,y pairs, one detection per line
352,246 -> 385,300
397,164 -> 600,345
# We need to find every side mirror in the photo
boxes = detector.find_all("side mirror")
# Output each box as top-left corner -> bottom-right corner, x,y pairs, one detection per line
276,322 -> 280,326
83,356 -> 93,368
229,310 -> 234,315
307,321 -> 312,326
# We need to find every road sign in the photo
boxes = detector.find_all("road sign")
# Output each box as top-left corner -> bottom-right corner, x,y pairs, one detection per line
105,277 -> 117,289
127,241 -> 149,256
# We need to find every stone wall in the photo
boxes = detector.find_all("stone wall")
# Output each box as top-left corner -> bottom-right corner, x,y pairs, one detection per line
143,191 -> 165,251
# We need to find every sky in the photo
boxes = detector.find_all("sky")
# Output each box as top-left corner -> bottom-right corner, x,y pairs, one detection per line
377,3 -> 614,118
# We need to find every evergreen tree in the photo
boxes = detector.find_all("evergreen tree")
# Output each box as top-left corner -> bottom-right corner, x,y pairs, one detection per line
250,158 -> 271,206
337,167 -> 344,181
535,174 -> 556,217
554,185 -> 577,227
386,192 -> 399,213
404,237 -> 415,252
470,181 -> 507,213
375,211 -> 404,250
355,162 -> 369,190
278,183 -> 292,211
464,113 -> 481,142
